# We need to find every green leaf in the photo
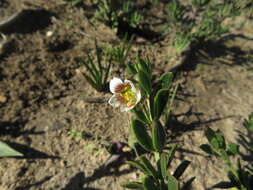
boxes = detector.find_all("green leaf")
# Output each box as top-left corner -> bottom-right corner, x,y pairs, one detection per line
219,150 -> 229,162
243,112 -> 253,131
215,132 -> 226,150
152,120 -> 166,151
140,156 -> 160,179
131,120 -> 153,151
127,64 -> 137,76
149,96 -> 155,120
103,57 -> 112,85
173,160 -> 190,179
137,59 -> 151,76
237,158 -> 242,171
227,170 -> 240,187
200,144 -> 213,155
83,73 -> 101,91
192,0 -> 210,7
226,143 -> 239,156
159,181 -> 167,190
95,39 -> 102,73
236,159 -> 250,187
160,153 -> 169,180
137,71 -> 152,95
132,108 -> 151,125
82,55 -> 97,80
87,54 -> 100,80
128,125 -> 138,149
121,181 -> 143,189
159,72 -> 173,89
205,128 -> 226,150
0,141 -> 23,157
167,174 -> 179,190
165,84 -> 178,126
154,89 -> 169,119
167,145 -> 178,168
143,177 -> 157,190
127,161 -> 150,176
205,127 -> 217,146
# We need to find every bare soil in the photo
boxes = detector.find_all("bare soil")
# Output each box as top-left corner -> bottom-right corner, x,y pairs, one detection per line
0,1 -> 253,190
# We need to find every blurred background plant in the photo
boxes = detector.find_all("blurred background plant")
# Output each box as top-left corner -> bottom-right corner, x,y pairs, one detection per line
200,125 -> 253,190
235,0 -> 253,18
104,36 -> 132,67
164,0 -> 241,53
240,113 -> 253,153
93,0 -> 143,31
76,40 -> 112,92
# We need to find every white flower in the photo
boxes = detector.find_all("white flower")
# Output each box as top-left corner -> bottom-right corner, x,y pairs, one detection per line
108,77 -> 141,112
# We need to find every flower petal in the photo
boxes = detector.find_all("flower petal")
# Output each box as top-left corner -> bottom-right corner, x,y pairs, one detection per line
128,81 -> 141,104
120,104 -> 135,112
109,77 -> 123,93
136,89 -> 141,103
108,95 -> 121,107
125,80 -> 134,88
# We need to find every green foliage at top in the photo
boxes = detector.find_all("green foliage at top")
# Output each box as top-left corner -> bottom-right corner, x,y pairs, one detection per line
165,0 -> 241,53
235,0 -> 253,18
94,0 -> 143,30
105,37 -> 132,67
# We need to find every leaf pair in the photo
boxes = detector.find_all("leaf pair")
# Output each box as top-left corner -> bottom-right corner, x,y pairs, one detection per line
135,58 -> 152,96
138,72 -> 174,121
200,128 -> 239,158
131,119 -> 166,152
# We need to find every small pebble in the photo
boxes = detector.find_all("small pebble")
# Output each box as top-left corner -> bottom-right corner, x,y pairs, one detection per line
46,31 -> 54,37
60,160 -> 67,167
0,95 -> 7,103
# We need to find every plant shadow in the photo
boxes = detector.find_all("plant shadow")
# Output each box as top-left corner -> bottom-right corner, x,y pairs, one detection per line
0,9 -> 54,34
83,0 -> 163,42
178,34 -> 253,72
0,121 -> 44,137
236,128 -> 253,168
15,176 -> 52,190
60,163 -> 134,190
60,172 -> 99,190
167,109 -> 236,138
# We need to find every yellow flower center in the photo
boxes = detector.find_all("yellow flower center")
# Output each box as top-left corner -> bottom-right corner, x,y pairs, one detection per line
119,84 -> 137,107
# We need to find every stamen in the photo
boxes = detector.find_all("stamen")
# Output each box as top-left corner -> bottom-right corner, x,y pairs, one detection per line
127,102 -> 135,107
117,95 -> 127,103
115,83 -> 130,93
